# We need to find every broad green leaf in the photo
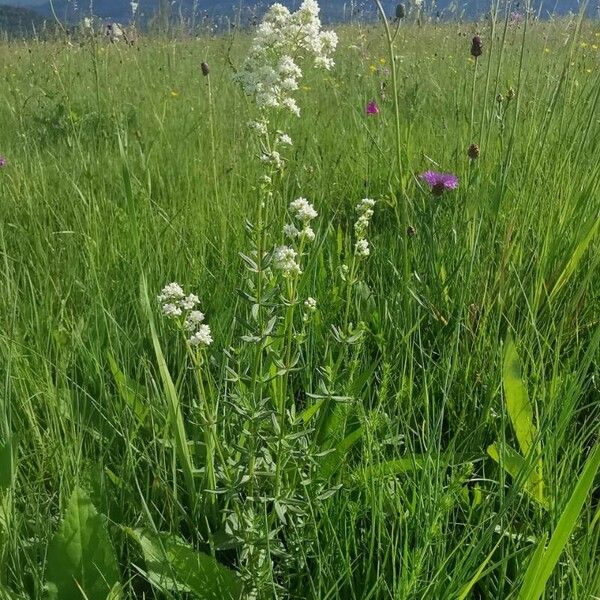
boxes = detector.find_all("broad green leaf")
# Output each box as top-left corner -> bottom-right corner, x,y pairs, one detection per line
45,487 -> 119,600
0,436 -> 16,493
503,337 -> 536,457
126,528 -> 243,599
140,276 -> 196,504
518,444 -> 600,600
487,443 -> 546,506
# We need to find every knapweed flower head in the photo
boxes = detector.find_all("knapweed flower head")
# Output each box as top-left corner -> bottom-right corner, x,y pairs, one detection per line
235,0 -> 337,120
420,171 -> 459,196
471,35 -> 483,58
0,155 -> 7,168
366,100 -> 379,115
467,143 -> 480,160
273,245 -> 302,277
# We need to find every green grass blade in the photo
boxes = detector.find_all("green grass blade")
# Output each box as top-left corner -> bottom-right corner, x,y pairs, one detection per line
518,443 -> 600,600
140,276 -> 196,506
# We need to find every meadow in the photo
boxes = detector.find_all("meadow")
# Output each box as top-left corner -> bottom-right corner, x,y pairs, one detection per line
0,5 -> 599,599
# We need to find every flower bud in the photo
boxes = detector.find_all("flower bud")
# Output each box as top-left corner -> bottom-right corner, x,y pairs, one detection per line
468,143 -> 480,159
470,35 -> 483,58
395,3 -> 405,19
201,62 -> 210,76
406,225 -> 417,237
507,87 -> 516,101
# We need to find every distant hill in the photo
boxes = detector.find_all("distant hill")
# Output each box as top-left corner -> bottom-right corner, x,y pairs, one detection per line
0,4 -> 46,35
1,0 -> 597,30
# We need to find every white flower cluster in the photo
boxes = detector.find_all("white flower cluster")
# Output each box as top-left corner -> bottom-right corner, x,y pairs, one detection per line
273,245 -> 302,278
157,282 -> 213,347
354,198 -> 375,258
284,197 -> 318,242
235,0 -> 337,118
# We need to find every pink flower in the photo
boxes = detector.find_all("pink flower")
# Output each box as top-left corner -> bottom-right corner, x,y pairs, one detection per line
366,100 -> 379,115
0,155 -> 7,168
420,171 -> 459,196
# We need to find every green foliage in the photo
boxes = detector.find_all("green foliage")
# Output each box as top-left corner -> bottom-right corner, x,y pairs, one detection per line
45,487 -> 119,600
126,529 -> 243,599
0,13 -> 598,600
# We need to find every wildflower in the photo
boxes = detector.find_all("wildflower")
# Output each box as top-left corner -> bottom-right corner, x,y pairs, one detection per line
277,132 -> 293,146
201,62 -> 210,76
355,239 -> 370,257
273,245 -> 302,277
471,35 -> 483,58
407,225 -> 417,237
248,120 -> 268,136
260,150 -> 284,170
189,324 -> 213,347
366,100 -> 379,115
0,155 -> 7,168
506,87 -> 516,101
184,310 -> 205,331
299,225 -> 316,242
181,294 -> 199,310
304,297 -> 317,311
395,3 -> 405,20
420,171 -> 459,195
235,0 -> 337,118
170,90 -> 179,97
162,303 -> 182,318
158,282 -> 185,303
289,197 -> 318,222
283,223 -> 300,239
130,1 -> 139,16
468,143 -> 480,159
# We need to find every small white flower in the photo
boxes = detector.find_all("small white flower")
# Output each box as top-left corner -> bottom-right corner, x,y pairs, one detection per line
181,293 -> 199,310
247,120 -> 268,135
356,198 -> 376,214
289,197 -> 318,222
283,223 -> 300,238
189,324 -> 213,347
260,174 -> 272,185
299,225 -> 315,242
304,297 -> 317,311
162,303 -> 182,318
260,151 -> 284,169
158,282 -> 185,303
355,239 -> 370,257
184,310 -> 205,331
277,132 -> 293,146
273,245 -> 302,277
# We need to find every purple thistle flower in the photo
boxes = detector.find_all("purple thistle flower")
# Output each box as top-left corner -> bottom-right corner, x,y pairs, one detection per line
420,171 -> 459,195
366,100 -> 379,115
0,155 -> 7,168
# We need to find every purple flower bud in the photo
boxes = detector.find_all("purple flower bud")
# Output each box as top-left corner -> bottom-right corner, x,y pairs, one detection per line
201,62 -> 210,76
471,35 -> 483,58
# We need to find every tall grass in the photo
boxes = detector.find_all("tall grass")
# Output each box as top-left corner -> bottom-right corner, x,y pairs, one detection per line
0,12 -> 599,599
